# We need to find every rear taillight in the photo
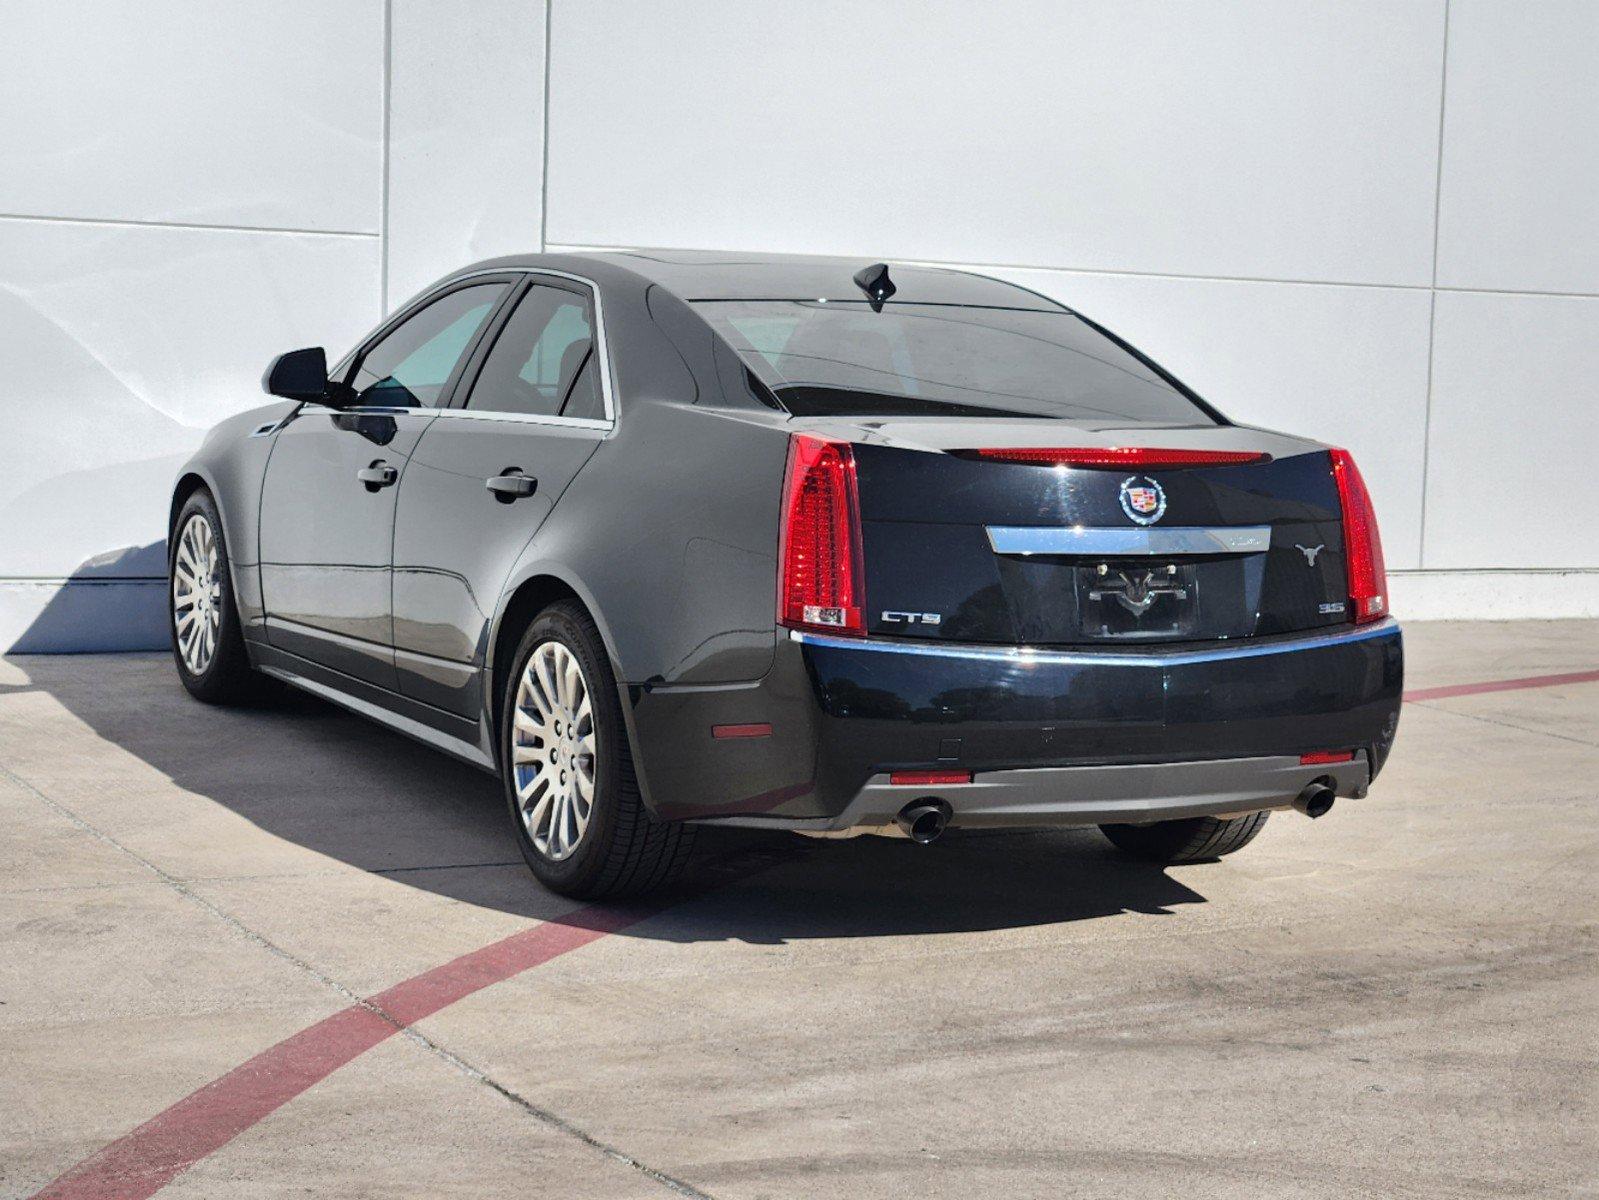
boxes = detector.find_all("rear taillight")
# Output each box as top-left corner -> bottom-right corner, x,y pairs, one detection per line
778,435 -> 866,636
1329,449 -> 1388,624
965,447 -> 1269,469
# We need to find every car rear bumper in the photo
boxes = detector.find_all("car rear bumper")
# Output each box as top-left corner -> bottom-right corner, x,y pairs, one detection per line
703,754 -> 1372,831
628,618 -> 1403,827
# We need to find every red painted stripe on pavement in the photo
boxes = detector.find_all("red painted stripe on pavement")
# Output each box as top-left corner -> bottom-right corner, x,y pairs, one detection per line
1404,668 -> 1599,704
31,909 -> 637,1200
29,842 -> 801,1200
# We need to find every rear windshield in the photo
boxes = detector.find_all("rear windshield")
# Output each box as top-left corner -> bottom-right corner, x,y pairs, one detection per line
694,300 -> 1218,424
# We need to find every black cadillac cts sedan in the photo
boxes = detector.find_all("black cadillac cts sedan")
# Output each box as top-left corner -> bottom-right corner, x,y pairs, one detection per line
169,251 -> 1402,897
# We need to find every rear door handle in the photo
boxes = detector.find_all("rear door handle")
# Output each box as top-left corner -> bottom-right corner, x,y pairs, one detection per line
486,470 -> 538,501
357,461 -> 398,490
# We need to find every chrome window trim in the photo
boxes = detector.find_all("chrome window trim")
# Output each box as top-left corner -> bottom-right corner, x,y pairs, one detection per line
311,266 -> 618,430
428,408 -> 611,432
790,616 -> 1399,667
293,404 -> 611,435
455,266 -> 617,427
987,525 -> 1272,557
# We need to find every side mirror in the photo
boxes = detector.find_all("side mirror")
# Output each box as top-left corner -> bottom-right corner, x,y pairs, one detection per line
262,347 -> 329,403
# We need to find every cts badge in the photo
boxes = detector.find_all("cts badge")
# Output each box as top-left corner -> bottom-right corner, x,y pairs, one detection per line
881,610 -> 942,626
1118,475 -> 1167,525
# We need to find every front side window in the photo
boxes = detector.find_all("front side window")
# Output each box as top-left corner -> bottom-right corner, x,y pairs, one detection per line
346,283 -> 507,408
465,283 -> 601,418
694,300 -> 1217,426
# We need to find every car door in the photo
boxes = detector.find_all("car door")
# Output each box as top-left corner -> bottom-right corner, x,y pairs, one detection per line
258,277 -> 513,689
391,273 -> 612,717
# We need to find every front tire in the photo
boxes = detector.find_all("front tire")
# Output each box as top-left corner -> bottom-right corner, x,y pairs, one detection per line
169,489 -> 257,704
500,601 -> 695,899
1098,811 -> 1270,864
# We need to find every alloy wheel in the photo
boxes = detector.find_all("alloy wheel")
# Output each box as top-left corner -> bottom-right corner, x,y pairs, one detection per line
172,513 -> 222,675
511,640 -> 597,861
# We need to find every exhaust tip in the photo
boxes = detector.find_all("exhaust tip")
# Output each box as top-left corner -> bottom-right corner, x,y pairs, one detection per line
1294,780 -> 1337,819
896,798 -> 951,844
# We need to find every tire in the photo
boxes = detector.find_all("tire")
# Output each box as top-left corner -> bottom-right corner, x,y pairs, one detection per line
1098,810 -> 1270,864
169,489 -> 259,705
499,600 -> 695,899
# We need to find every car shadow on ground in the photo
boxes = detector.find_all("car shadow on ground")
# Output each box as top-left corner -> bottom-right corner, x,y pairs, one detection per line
4,653 -> 1210,944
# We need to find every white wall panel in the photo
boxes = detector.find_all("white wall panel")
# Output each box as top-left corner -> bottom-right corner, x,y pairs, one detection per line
386,0 -> 547,308
1422,291 -> 1599,569
1435,0 -> 1599,294
0,219 -> 380,585
990,269 -> 1432,569
547,0 -> 1444,286
0,2 -> 382,233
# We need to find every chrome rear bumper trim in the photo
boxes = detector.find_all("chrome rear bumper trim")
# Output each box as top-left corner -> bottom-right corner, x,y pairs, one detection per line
790,617 -> 1399,668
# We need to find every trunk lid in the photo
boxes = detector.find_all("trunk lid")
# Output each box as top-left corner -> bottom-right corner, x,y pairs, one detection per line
799,417 -> 1349,646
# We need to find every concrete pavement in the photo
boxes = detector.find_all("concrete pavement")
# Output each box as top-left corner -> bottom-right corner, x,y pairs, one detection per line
2,621 -> 1596,1198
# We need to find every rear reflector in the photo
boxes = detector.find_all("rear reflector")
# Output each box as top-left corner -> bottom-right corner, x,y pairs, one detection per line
1300,750 -> 1355,765
964,447 -> 1269,469
778,435 -> 866,636
1328,449 -> 1389,624
712,723 -> 772,739
889,769 -> 973,786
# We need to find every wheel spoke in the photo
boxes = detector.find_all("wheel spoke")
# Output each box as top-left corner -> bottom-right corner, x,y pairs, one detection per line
573,760 -> 595,801
561,792 -> 578,854
524,785 -> 552,834
536,650 -> 560,712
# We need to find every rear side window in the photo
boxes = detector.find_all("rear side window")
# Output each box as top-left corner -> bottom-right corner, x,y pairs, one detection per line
694,300 -> 1217,425
465,282 -> 602,418
346,283 -> 506,408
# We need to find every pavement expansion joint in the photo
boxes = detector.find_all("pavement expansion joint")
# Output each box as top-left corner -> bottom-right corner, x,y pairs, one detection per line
4,756 -> 734,1199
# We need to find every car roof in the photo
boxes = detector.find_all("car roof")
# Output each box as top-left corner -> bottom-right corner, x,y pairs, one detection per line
450,249 -> 1063,310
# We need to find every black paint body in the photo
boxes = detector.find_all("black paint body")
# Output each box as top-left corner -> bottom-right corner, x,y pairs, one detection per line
172,251 -> 1403,822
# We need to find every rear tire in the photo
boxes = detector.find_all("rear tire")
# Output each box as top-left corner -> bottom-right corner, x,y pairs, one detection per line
500,601 -> 695,899
1098,811 -> 1270,864
169,489 -> 258,705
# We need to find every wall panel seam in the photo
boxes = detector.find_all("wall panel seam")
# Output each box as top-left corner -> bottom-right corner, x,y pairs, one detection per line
379,0 -> 394,313
1418,0 -> 1452,569
0,213 -> 379,239
540,0 -> 553,252
545,242 -> 1599,301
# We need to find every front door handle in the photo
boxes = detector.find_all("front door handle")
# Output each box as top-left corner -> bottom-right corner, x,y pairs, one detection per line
357,461 -> 398,491
486,470 -> 538,502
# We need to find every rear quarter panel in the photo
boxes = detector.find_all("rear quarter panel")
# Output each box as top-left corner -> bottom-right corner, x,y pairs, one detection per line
508,399 -> 789,689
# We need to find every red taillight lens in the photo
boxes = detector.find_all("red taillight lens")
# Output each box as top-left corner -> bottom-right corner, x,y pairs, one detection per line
1300,750 -> 1355,765
778,435 -> 866,636
965,447 -> 1269,469
1328,449 -> 1388,624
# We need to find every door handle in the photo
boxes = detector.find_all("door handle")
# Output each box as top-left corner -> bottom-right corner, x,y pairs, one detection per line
486,470 -> 538,502
357,461 -> 398,491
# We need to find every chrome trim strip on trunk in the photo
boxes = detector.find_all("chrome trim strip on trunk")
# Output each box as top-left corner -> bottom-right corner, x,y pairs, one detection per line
986,524 -> 1272,556
789,617 -> 1399,667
